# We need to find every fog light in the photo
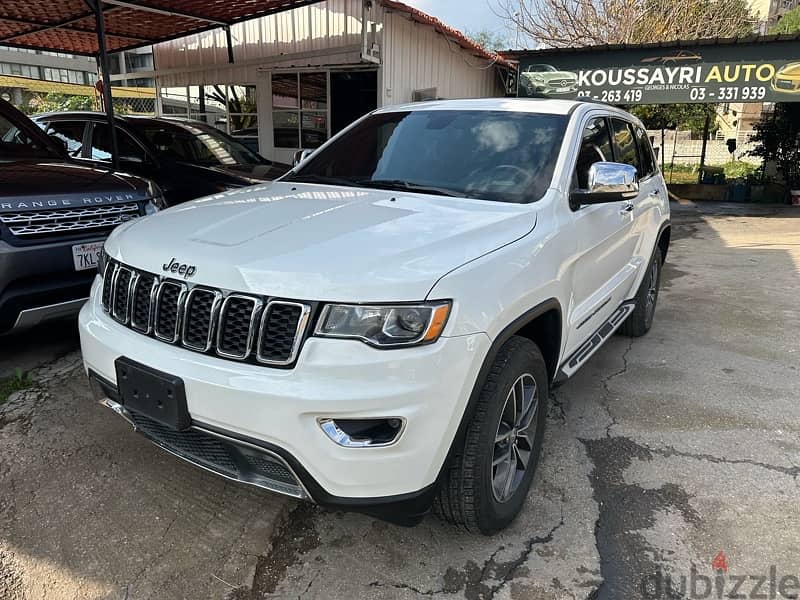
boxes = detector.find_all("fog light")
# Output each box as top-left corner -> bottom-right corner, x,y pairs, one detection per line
318,418 -> 405,448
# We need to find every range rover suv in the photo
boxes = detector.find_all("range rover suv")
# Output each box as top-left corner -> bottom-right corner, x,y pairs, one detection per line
0,99 -> 159,334
80,99 -> 670,533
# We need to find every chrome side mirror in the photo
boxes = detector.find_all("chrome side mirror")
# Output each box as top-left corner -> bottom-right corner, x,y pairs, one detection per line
293,149 -> 314,167
571,162 -> 639,209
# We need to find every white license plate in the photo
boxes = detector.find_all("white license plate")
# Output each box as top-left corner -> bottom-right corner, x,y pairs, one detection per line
557,87 -> 572,93
72,241 -> 104,272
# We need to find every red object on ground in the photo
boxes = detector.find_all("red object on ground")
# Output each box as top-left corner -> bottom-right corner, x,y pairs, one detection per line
711,550 -> 728,573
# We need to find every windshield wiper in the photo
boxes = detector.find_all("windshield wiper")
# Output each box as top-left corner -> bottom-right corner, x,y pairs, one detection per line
355,179 -> 465,197
284,173 -> 358,187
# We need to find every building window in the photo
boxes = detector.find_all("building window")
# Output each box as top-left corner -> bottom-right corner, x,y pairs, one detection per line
159,84 -> 259,150
0,62 -> 40,79
272,72 -> 329,150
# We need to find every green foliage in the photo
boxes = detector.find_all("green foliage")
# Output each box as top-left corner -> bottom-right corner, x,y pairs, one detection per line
749,103 -> 800,186
627,104 -> 719,138
464,29 -> 510,52
0,368 -> 33,405
722,161 -> 757,182
23,93 -> 95,116
769,6 -> 800,34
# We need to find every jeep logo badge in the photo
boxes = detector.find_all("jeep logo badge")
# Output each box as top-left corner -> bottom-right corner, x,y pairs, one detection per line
162,258 -> 197,279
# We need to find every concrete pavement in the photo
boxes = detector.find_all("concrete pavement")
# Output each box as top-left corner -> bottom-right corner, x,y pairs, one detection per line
1,202 -> 798,599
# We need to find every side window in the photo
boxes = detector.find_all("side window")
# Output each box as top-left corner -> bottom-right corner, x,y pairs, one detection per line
610,118 -> 641,177
90,123 -> 146,162
574,117 -> 614,190
45,121 -> 85,157
635,126 -> 656,177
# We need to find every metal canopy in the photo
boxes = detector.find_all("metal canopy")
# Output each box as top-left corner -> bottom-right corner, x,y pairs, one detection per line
0,0 -> 325,56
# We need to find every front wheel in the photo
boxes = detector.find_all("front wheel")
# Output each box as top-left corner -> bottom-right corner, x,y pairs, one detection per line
619,247 -> 662,337
434,336 -> 548,534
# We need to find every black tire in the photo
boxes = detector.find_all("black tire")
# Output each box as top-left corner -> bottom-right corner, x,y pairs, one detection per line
434,336 -> 548,534
619,247 -> 662,338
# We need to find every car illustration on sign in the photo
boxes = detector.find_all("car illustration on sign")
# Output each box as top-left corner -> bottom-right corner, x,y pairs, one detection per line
640,50 -> 702,64
519,64 -> 579,98
772,62 -> 800,93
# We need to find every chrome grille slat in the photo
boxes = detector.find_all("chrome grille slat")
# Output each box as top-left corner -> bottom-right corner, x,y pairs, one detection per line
257,301 -> 311,366
100,260 -> 311,367
154,281 -> 187,343
131,274 -> 158,333
216,295 -> 262,360
0,204 -> 140,223
0,203 -> 140,238
111,267 -> 135,324
101,262 -> 116,311
182,288 -> 222,352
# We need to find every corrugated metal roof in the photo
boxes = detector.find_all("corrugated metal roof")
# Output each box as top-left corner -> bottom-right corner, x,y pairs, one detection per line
501,33 -> 800,60
0,0 -> 327,55
0,74 -> 154,98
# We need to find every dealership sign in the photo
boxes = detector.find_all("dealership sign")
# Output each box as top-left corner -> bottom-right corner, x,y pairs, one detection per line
515,40 -> 800,104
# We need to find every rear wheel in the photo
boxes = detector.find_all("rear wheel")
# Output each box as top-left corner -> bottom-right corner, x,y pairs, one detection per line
619,247 -> 662,337
434,336 -> 548,534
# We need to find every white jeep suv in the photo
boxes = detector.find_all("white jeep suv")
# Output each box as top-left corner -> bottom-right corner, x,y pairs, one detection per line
80,99 -> 670,534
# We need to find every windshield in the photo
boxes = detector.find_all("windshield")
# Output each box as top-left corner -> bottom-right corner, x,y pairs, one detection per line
287,110 -> 567,204
529,65 -> 557,73
0,113 -> 61,161
127,121 -> 263,166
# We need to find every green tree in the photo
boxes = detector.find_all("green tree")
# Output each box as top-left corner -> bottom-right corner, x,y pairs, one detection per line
749,103 -> 800,186
464,29 -> 510,52
627,104 -> 718,171
24,93 -> 95,115
769,6 -> 800,34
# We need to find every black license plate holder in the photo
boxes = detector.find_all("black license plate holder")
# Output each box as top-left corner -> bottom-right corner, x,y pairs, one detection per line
115,357 -> 190,431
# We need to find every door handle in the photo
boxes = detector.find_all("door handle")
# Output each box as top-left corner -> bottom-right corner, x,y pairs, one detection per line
649,189 -> 661,197
620,201 -> 634,214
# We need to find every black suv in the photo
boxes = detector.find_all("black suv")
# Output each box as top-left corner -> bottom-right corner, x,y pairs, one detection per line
34,113 -> 291,207
0,99 -> 159,334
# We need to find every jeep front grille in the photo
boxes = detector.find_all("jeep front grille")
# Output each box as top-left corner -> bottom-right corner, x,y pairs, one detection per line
0,203 -> 140,239
102,260 -> 312,367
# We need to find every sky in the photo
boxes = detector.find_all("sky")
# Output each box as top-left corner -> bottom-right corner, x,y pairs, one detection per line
401,0 -> 510,41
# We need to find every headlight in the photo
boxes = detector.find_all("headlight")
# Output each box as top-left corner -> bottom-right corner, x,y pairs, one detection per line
315,302 -> 451,348
146,180 -> 166,210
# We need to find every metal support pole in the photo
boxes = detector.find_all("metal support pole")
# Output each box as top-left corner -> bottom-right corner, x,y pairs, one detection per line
225,26 -> 234,64
697,113 -> 710,185
87,0 -> 119,169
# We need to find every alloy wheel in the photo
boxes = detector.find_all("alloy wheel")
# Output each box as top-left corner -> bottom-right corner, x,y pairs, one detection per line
491,373 -> 539,503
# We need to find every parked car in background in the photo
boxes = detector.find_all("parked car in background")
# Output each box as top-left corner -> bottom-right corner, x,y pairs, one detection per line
33,113 -> 291,207
80,98 -> 670,533
0,99 -> 160,334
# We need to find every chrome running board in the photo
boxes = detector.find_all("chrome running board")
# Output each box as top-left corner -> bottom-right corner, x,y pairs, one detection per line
555,301 -> 636,382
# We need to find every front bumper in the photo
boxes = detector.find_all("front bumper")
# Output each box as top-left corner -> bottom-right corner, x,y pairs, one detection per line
0,237 -> 100,333
79,279 -> 490,518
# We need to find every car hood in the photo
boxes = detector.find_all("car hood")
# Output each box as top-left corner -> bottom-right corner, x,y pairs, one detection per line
0,161 -> 150,210
777,63 -> 800,77
107,181 -> 537,302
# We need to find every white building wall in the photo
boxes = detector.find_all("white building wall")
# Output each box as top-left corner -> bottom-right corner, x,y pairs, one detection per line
153,0 -> 367,86
379,7 -> 504,105
151,0 -> 504,161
